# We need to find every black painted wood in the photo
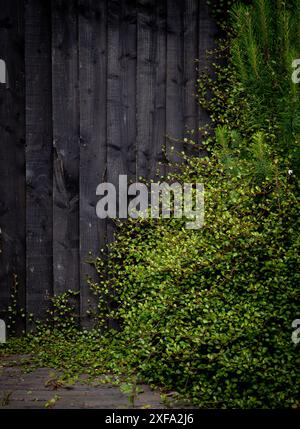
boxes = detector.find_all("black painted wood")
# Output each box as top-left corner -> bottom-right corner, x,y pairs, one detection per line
107,0 -> 137,243
137,0 -> 167,179
152,0 -> 167,179
0,0 -> 25,333
198,0 -> 217,128
79,0 -> 107,325
166,0 -> 184,163
183,0 -> 199,135
25,0 -> 53,328
52,0 -> 80,302
0,0 -> 216,328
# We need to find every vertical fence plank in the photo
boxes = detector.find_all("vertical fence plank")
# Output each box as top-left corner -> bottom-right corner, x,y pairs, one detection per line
136,0 -> 155,179
0,0 -> 216,325
183,0 -> 199,136
0,0 -> 25,332
136,0 -> 166,180
79,0 -> 107,325
166,0 -> 184,162
25,0 -> 53,328
198,0 -> 217,128
52,0 -> 80,301
107,0 -> 137,241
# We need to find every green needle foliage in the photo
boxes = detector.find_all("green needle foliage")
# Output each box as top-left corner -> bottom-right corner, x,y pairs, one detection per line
90,0 -> 300,408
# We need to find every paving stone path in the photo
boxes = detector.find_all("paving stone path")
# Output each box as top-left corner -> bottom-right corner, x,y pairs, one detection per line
0,355 -> 167,409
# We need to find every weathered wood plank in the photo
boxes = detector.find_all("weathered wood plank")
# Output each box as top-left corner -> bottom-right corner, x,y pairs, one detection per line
52,0 -> 80,302
79,0 -> 107,325
183,0 -> 199,135
0,0 -> 25,333
119,0 -> 137,180
0,361 -> 165,409
136,0 -> 155,179
198,0 -> 217,129
136,0 -> 166,180
166,0 -> 184,163
107,0 -> 137,241
25,0 -> 53,328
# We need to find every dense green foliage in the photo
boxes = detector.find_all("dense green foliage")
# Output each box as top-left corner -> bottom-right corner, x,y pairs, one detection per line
1,0 -> 300,408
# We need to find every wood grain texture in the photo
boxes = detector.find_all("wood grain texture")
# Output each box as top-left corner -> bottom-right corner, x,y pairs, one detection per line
183,0 -> 199,134
0,0 -> 216,327
25,0 -> 53,328
79,0 -> 107,325
151,0 -> 167,179
0,0 -> 25,332
136,0 -> 167,180
52,0 -> 80,302
198,0 -> 217,128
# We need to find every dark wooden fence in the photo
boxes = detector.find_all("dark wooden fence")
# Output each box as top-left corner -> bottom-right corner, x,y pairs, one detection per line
0,0 -> 216,330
